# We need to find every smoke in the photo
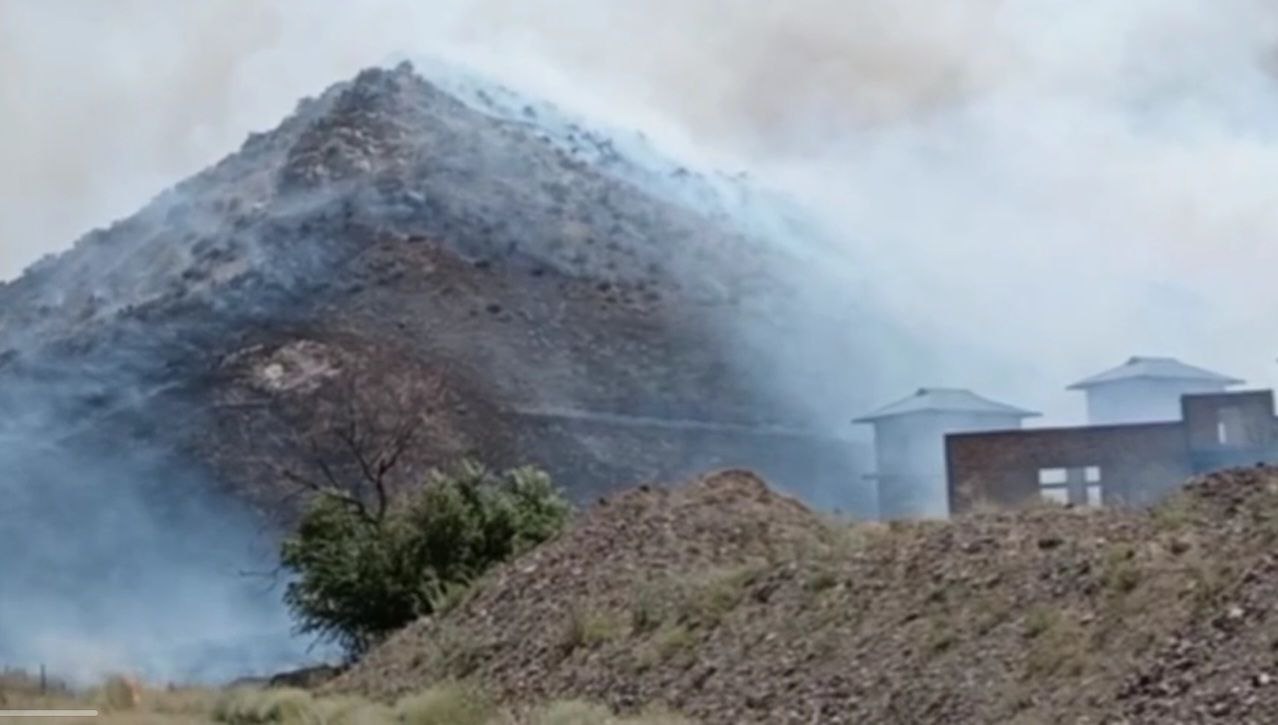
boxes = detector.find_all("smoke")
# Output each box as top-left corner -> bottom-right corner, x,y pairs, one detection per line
4,0 -> 1278,420
4,0 -> 1278,675
446,0 -> 1278,420
0,365 -> 313,683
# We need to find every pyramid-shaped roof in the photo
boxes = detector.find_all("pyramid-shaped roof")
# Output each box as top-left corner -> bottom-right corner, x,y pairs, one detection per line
1068,357 -> 1243,390
853,388 -> 1040,423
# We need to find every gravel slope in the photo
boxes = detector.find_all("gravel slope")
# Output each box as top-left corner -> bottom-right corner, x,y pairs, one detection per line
333,467 -> 1278,725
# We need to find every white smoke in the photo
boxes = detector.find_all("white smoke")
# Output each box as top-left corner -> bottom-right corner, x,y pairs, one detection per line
0,400 -> 314,683
4,0 -> 1278,421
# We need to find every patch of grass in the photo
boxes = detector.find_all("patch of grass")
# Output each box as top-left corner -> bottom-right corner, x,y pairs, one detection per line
629,564 -> 764,637
424,621 -> 486,678
532,699 -> 615,725
804,568 -> 840,594
140,686 -> 221,717
823,520 -> 891,554
1248,484 -> 1278,540
429,579 -> 477,616
0,672 -> 695,725
1101,544 -> 1142,595
531,700 -> 698,725
1184,556 -> 1233,612
621,705 -> 699,725
1022,607 -> 1056,640
211,686 -> 320,723
560,608 -> 628,655
680,566 -> 760,627
318,694 -> 396,725
631,579 -> 676,634
637,623 -> 697,671
1021,608 -> 1089,680
1152,494 -> 1200,532
656,623 -> 697,657
395,682 -> 493,725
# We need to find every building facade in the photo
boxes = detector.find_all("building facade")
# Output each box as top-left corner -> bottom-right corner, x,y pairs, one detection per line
947,389 -> 1278,513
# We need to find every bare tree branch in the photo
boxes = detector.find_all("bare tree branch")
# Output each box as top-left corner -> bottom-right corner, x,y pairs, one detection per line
280,468 -> 376,524
267,372 -> 439,523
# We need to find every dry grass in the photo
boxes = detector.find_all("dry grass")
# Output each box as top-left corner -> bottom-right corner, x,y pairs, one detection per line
0,677 -> 217,724
394,682 -> 493,725
1021,607 -> 1090,679
529,700 -> 696,725
0,671 -> 696,724
558,608 -> 628,656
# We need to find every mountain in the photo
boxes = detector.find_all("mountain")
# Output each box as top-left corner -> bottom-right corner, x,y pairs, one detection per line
0,62 -> 885,678
0,61 -> 875,510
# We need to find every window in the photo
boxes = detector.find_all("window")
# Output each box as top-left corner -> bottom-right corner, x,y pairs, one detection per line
1039,468 -> 1068,485
1086,484 -> 1103,507
1038,466 -> 1104,508
1217,407 -> 1245,446
1039,468 -> 1069,506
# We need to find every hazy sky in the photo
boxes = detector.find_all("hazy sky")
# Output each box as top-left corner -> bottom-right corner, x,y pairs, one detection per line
4,0 -> 1278,421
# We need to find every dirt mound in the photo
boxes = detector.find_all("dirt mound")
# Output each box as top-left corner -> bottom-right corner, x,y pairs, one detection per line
1114,467 -> 1278,723
331,466 -> 1278,724
328,469 -> 827,703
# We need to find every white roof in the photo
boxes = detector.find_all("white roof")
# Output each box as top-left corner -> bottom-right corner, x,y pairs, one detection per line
1068,356 -> 1243,390
853,388 -> 1040,423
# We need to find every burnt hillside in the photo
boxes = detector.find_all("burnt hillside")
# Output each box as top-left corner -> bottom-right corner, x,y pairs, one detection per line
0,61 -> 911,677
0,62 -> 879,517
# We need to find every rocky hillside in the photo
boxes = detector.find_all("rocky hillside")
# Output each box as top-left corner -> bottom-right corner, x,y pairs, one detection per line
0,61 -> 875,517
330,467 -> 1278,724
0,61 -> 899,677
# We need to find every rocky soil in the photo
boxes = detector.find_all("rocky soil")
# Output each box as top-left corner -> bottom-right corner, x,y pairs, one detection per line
329,466 -> 1278,724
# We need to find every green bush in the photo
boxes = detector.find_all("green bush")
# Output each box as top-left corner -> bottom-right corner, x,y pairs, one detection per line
281,461 -> 572,657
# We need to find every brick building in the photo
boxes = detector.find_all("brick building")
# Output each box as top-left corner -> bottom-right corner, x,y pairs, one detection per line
945,359 -> 1278,514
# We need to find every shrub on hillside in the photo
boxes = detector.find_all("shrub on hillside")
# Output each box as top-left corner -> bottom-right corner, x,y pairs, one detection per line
280,461 -> 572,657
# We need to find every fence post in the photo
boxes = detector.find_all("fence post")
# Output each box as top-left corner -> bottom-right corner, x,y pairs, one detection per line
39,664 -> 46,694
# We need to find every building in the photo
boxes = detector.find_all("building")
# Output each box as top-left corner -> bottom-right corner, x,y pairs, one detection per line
855,388 -> 1040,519
947,386 -> 1278,514
1068,356 -> 1243,425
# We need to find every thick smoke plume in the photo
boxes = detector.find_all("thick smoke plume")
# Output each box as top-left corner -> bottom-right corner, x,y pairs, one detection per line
3,0 -> 1278,679
4,0 -> 1278,418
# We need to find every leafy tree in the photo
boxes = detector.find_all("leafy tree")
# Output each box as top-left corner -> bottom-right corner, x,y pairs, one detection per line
280,461 -> 572,658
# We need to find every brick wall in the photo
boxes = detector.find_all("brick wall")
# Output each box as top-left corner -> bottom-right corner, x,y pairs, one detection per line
946,423 -> 1191,513
1181,390 -> 1278,462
